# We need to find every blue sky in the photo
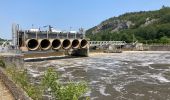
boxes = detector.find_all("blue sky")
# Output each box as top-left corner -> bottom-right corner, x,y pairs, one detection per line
0,0 -> 170,39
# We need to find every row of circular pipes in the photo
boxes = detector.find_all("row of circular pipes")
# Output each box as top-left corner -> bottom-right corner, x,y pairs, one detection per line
25,38 -> 88,51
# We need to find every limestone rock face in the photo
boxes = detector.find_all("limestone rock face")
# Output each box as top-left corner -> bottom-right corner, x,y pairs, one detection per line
141,18 -> 158,27
90,17 -> 157,35
92,20 -> 134,34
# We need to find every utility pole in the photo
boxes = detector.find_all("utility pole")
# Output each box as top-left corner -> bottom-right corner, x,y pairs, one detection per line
49,25 -> 52,32
133,33 -> 135,45
79,28 -> 85,39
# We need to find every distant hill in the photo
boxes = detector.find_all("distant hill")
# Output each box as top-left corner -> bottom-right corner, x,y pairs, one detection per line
86,6 -> 170,44
0,38 -> 4,45
0,38 -> 5,41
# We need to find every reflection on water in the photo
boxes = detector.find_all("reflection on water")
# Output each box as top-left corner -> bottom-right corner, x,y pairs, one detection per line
25,51 -> 170,100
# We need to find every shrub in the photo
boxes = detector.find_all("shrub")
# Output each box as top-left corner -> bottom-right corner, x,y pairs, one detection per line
6,67 -> 43,99
6,67 -> 89,100
41,68 -> 89,100
0,59 -> 5,68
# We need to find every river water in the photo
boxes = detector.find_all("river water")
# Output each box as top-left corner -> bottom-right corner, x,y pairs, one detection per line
25,51 -> 170,100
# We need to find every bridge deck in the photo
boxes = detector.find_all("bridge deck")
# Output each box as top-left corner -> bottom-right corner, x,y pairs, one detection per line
89,41 -> 126,46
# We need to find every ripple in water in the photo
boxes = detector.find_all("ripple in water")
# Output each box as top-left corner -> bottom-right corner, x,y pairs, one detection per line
25,51 -> 170,100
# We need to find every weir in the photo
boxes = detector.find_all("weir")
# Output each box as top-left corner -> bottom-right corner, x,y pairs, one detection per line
10,24 -> 128,58
12,24 -> 89,57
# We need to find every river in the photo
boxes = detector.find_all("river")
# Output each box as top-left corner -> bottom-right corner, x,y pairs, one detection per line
25,51 -> 170,100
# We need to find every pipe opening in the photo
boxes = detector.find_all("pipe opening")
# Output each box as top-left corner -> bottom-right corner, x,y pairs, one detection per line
63,39 -> 71,49
72,39 -> 80,49
52,39 -> 61,49
40,39 -> 51,50
27,39 -> 39,50
81,39 -> 88,48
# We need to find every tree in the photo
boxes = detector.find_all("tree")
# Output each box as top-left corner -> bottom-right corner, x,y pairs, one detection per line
160,36 -> 170,44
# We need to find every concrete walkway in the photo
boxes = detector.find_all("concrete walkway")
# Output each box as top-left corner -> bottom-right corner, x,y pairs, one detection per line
0,79 -> 14,100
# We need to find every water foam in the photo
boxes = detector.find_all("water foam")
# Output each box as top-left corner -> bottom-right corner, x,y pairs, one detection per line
99,85 -> 111,96
150,74 -> 170,83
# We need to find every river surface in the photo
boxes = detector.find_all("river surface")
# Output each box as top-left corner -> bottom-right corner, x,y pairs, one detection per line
25,51 -> 170,100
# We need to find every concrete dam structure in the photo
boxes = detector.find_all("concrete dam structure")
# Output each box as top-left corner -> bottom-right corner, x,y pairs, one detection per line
12,24 -> 89,57
24,37 -> 88,51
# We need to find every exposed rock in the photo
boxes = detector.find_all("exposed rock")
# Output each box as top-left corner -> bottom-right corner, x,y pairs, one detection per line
92,20 -> 134,34
111,20 -> 134,32
141,18 -> 158,27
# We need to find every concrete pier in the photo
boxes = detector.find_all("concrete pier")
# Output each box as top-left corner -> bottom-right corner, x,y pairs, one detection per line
71,48 -> 89,57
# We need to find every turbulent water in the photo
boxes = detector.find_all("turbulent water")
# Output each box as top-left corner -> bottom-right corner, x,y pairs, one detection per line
25,51 -> 170,100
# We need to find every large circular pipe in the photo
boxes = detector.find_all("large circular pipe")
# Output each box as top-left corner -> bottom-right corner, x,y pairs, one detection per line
72,39 -> 80,49
52,39 -> 62,50
80,39 -> 88,48
25,39 -> 39,51
39,39 -> 51,50
62,39 -> 72,50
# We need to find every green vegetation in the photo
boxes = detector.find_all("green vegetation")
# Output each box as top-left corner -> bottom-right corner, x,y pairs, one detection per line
6,67 -> 43,99
0,59 -> 6,68
0,38 -> 5,45
86,6 -> 170,44
0,38 -> 5,41
42,68 -> 89,100
6,67 -> 89,100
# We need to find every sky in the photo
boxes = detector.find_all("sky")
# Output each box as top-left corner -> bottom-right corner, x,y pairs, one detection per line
0,0 -> 170,39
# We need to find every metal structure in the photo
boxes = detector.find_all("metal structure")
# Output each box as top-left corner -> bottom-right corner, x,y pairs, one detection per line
89,41 -> 126,46
12,23 -> 19,49
11,24 -> 128,57
11,24 -> 89,57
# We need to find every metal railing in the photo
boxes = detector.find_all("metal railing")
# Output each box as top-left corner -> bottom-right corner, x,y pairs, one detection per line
89,41 -> 126,46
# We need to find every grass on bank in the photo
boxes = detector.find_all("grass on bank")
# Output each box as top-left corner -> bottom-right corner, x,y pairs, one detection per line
6,67 -> 43,99
5,67 -> 89,100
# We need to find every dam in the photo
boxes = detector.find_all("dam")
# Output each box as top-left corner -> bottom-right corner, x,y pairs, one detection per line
1,25 -> 170,100
12,24 -> 89,57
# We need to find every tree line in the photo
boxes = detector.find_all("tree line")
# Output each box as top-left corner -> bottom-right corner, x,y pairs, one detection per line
86,6 -> 170,44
